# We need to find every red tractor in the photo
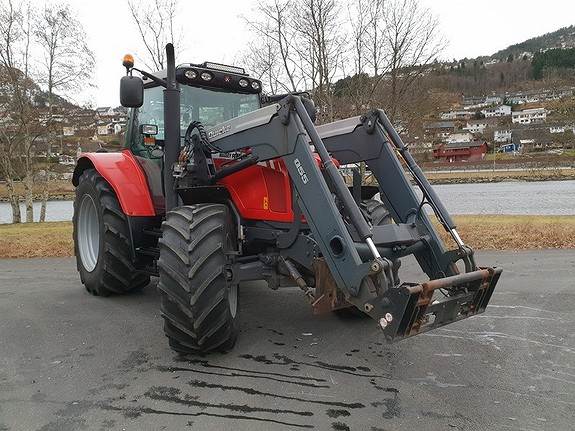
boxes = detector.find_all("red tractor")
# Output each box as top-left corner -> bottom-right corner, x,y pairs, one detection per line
72,44 -> 501,354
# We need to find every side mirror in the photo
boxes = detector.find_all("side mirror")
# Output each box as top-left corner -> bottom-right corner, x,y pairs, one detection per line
120,75 -> 143,108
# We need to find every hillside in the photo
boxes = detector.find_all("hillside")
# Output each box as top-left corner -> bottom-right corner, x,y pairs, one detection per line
492,25 -> 575,60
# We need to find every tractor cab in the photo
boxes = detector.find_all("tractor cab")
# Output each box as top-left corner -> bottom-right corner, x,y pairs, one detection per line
122,61 -> 263,213
126,62 -> 262,159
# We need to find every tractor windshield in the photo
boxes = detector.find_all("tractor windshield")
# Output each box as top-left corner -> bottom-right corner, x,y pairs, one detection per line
135,84 -> 260,142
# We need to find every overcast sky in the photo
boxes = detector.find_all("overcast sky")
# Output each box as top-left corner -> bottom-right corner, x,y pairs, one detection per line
51,0 -> 575,107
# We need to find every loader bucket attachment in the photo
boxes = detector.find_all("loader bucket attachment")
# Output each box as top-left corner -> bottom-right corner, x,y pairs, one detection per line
378,267 -> 502,341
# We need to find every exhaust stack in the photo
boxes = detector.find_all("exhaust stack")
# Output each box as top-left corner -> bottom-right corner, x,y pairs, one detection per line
163,43 -> 180,211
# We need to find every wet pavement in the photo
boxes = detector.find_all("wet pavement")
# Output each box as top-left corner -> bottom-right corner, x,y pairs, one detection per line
0,250 -> 574,430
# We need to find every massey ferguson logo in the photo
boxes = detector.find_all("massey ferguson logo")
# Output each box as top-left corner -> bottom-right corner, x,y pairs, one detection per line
207,124 -> 231,139
294,158 -> 308,184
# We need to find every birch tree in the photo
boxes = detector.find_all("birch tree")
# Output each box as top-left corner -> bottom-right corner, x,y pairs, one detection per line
34,3 -> 93,221
127,0 -> 181,70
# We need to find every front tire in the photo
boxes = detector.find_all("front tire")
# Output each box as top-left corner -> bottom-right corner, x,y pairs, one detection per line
158,204 -> 240,354
73,169 -> 149,296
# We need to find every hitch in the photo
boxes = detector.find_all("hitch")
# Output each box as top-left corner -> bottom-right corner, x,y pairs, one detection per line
374,267 -> 502,341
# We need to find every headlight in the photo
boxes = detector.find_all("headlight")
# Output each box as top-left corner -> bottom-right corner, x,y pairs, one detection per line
251,81 -> 261,90
238,78 -> 249,88
184,69 -> 197,79
200,72 -> 212,81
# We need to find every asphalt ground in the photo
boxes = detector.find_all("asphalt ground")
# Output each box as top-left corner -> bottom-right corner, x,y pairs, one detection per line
0,250 -> 574,431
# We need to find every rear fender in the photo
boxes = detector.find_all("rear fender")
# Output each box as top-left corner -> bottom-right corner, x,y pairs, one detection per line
72,150 -> 156,217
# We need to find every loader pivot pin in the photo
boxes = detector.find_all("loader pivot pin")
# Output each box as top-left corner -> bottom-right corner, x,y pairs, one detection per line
366,237 -> 381,260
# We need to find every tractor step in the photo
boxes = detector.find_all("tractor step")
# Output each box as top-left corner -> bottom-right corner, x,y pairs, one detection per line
378,267 -> 502,342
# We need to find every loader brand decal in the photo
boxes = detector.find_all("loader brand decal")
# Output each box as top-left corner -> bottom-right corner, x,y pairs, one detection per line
207,124 -> 231,139
294,158 -> 309,184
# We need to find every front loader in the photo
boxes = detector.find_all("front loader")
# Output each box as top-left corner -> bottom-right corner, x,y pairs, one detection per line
72,44 -> 501,353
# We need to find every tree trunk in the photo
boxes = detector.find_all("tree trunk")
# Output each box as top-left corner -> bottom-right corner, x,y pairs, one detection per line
23,174 -> 34,223
5,179 -> 22,224
39,192 -> 48,222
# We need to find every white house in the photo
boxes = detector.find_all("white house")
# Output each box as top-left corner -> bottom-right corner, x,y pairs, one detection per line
549,125 -> 569,134
440,110 -> 473,120
494,130 -> 512,143
464,118 -> 498,134
511,108 -> 547,124
481,105 -> 511,118
97,124 -> 110,135
62,126 -> 76,136
446,132 -> 473,143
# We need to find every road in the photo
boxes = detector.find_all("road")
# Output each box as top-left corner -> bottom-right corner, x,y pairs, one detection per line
0,251 -> 574,431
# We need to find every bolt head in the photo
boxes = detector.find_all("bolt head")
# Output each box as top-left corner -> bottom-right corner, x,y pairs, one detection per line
370,262 -> 380,272
379,318 -> 388,329
385,313 -> 393,322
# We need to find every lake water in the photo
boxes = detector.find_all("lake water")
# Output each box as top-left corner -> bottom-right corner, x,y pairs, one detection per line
0,180 -> 574,224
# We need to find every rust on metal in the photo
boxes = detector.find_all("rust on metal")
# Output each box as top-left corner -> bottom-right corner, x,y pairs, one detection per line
311,258 -> 351,314
405,268 -> 496,336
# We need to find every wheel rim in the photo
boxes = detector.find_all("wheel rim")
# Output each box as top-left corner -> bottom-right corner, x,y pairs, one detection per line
77,194 -> 100,272
228,283 -> 238,318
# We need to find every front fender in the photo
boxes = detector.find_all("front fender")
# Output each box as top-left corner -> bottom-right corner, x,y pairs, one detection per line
73,150 -> 156,217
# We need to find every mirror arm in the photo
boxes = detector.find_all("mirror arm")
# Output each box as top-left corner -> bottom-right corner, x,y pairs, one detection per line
132,68 -> 168,88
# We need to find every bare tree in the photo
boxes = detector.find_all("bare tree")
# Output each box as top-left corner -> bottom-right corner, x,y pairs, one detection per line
127,0 -> 181,70
293,0 -> 346,122
0,0 -> 23,222
381,0 -> 445,120
35,3 -> 94,107
0,0 -> 39,223
241,38 -> 282,94
243,0 -> 303,93
34,2 -> 94,221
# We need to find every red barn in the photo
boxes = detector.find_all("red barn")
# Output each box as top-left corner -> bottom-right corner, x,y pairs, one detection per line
433,141 -> 488,162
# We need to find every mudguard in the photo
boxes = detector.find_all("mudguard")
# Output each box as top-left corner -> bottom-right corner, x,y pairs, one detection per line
72,150 -> 156,217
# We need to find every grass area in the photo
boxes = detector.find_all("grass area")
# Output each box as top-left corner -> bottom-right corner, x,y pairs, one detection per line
435,215 -> 575,250
0,216 -> 573,259
0,222 -> 73,258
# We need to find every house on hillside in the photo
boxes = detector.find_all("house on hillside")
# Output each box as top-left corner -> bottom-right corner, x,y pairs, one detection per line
511,107 -> 547,124
440,110 -> 473,121
464,118 -> 499,134
500,142 -> 522,153
548,124 -> 573,134
463,95 -> 503,110
446,132 -> 473,143
481,105 -> 511,118
433,141 -> 489,162
96,106 -> 115,117
513,127 -> 553,151
424,121 -> 455,140
506,88 -> 574,105
494,129 -> 512,143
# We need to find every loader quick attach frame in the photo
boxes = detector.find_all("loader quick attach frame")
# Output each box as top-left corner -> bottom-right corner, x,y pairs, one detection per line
197,95 -> 501,342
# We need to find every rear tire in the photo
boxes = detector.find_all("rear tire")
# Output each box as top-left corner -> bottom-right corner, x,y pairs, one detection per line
158,204 -> 240,354
73,169 -> 149,296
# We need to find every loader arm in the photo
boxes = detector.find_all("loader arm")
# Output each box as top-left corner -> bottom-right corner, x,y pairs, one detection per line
202,96 -> 502,342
